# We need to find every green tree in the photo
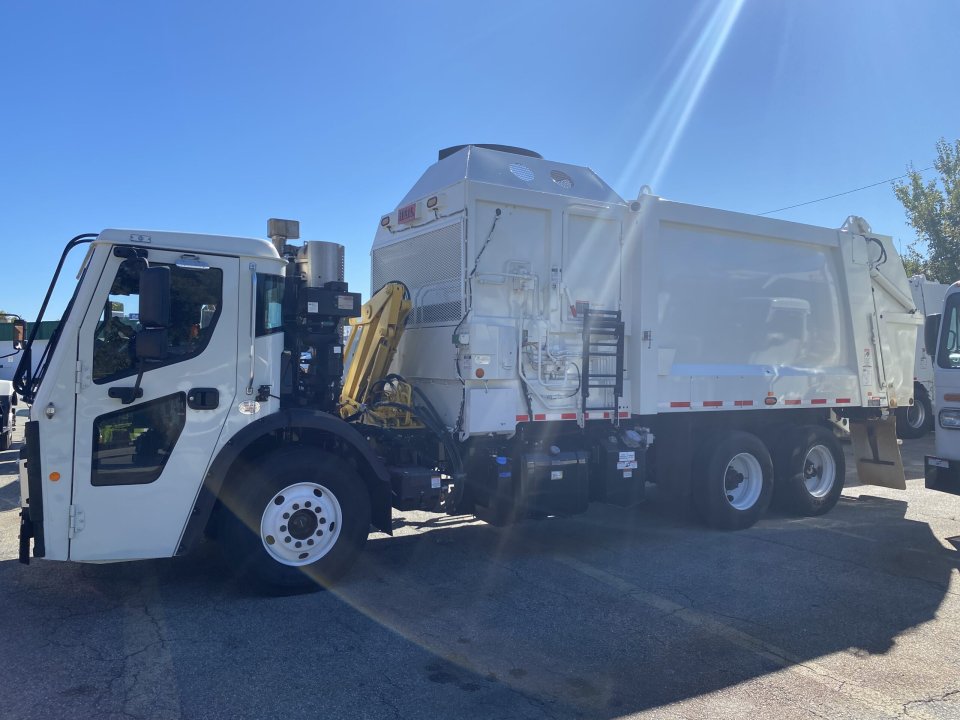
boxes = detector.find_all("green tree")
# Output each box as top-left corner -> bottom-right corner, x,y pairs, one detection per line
894,138 -> 960,283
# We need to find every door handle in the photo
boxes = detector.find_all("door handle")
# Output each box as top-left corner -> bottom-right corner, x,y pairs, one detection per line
107,387 -> 144,404
187,388 -> 219,410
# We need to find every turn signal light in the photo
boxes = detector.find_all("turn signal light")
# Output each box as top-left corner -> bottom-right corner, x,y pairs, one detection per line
49,472 -> 60,482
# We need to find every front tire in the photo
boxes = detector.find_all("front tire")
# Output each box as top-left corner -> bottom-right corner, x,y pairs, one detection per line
694,431 -> 774,530
772,425 -> 845,516
217,447 -> 371,593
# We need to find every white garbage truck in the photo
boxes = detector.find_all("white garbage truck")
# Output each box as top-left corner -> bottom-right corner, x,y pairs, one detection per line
14,145 -> 920,590
897,275 -> 948,438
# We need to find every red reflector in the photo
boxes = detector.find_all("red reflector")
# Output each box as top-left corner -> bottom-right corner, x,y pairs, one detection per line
835,398 -> 851,404
785,399 -> 802,405
670,402 -> 691,408
534,413 -> 546,421
619,411 -> 630,418
703,400 -> 722,407
811,398 -> 827,405
734,400 -> 753,407
561,413 -> 577,420
516,415 -> 529,422
764,397 -> 777,406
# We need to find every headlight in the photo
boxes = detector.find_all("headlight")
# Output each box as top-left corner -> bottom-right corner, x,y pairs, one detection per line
940,409 -> 960,429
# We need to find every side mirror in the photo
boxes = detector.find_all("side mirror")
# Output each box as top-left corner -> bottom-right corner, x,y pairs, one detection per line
139,266 -> 170,328
925,313 -> 942,357
12,318 -> 26,351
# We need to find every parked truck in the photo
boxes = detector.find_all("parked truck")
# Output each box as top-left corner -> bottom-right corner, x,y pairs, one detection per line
897,276 -> 949,438
923,282 -> 960,495
15,145 -> 920,590
0,316 -> 26,451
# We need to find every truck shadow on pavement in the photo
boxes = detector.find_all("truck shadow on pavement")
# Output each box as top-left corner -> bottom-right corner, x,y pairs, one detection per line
0,492 -> 956,720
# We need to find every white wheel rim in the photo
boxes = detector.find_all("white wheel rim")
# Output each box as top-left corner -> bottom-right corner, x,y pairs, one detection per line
723,453 -> 763,510
803,444 -> 836,498
906,401 -> 926,429
260,482 -> 343,566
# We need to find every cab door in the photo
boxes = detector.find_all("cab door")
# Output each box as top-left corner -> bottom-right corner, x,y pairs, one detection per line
70,247 -> 239,561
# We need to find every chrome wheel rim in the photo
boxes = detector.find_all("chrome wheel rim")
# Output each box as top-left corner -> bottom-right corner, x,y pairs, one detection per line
803,445 -> 836,498
260,482 -> 343,566
723,453 -> 763,510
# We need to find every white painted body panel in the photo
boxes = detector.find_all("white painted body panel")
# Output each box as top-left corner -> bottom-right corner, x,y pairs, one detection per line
376,146 -> 919,436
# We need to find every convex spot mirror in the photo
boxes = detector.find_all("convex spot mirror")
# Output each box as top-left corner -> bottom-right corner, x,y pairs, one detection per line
12,318 -> 26,350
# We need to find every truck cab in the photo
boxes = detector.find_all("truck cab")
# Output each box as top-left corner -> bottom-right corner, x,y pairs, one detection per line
924,282 -> 960,494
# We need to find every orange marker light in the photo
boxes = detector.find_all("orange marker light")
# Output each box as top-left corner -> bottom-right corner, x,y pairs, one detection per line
475,368 -> 485,378
49,472 -> 60,482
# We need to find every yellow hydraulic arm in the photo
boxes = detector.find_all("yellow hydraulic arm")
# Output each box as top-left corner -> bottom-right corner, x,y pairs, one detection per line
339,282 -> 421,428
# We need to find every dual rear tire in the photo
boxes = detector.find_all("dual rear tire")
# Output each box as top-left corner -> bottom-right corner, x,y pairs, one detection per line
694,425 -> 844,529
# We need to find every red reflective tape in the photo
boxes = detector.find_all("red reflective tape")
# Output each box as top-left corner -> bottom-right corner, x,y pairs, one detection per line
619,411 -> 630,418
670,402 -> 691,408
734,400 -> 753,407
603,412 -> 610,419
534,413 -> 546,421
811,398 -> 827,405
784,399 -> 802,406
703,400 -> 723,407
835,398 -> 851,404
560,413 -> 577,420
516,415 -> 529,422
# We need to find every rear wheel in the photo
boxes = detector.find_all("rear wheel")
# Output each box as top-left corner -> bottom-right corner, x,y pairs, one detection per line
896,386 -> 932,439
694,431 -> 773,530
773,425 -> 845,516
0,430 -> 10,451
217,446 -> 371,593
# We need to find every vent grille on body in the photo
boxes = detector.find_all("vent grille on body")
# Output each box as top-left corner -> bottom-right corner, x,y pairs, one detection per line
372,220 -> 464,326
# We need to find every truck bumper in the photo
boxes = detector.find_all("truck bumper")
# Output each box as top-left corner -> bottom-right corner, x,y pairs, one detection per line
924,456 -> 960,496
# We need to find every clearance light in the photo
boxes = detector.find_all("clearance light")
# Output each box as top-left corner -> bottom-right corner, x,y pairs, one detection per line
426,196 -> 438,209
49,472 -> 60,482
475,368 -> 485,378
380,216 -> 390,228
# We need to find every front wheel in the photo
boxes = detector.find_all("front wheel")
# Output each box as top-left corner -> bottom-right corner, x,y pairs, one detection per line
217,447 -> 371,593
772,425 -> 845,516
694,431 -> 774,530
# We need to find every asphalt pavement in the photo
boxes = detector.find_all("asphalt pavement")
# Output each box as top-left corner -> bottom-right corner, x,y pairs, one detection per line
1,412 -> 958,720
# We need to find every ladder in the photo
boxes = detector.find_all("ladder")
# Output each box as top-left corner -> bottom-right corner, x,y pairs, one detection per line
580,307 -> 625,425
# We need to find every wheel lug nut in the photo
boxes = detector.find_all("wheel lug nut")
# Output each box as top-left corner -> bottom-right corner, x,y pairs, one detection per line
283,512 -> 290,519
295,541 -> 302,548
307,539 -> 314,546
292,503 -> 299,510
280,525 -> 286,532
305,501 -> 312,508
284,536 -> 291,543
319,517 -> 326,524
316,530 -> 323,537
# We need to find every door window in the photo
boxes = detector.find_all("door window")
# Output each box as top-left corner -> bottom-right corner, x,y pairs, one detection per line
938,294 -> 960,368
92,261 -> 223,383
91,393 -> 187,486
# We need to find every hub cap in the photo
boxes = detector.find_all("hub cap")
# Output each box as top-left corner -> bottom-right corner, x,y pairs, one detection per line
260,482 -> 343,566
723,453 -> 763,510
802,445 -> 836,498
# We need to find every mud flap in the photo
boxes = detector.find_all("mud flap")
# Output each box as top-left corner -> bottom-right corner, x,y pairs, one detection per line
849,415 -> 906,490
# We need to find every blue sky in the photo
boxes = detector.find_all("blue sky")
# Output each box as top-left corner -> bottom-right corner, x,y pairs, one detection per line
2,0 -> 958,320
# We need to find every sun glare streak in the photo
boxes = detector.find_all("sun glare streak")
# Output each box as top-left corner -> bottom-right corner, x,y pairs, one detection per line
617,0 -> 746,197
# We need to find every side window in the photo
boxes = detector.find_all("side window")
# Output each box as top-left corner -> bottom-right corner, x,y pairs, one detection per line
256,274 -> 284,336
938,296 -> 960,368
93,262 -> 223,383
92,393 -> 186,486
